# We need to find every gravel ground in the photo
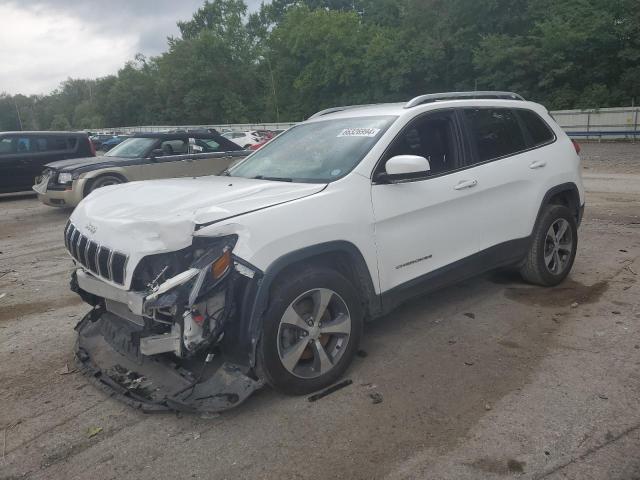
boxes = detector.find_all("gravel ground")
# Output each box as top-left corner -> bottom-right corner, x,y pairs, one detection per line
0,142 -> 639,480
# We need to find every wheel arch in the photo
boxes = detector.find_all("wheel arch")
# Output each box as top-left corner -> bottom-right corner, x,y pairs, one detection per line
224,241 -> 380,368
534,182 -> 582,230
82,170 -> 128,197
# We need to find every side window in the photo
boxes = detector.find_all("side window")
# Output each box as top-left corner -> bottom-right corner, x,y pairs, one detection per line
160,139 -> 188,155
463,108 -> 526,163
67,137 -> 78,150
198,139 -> 221,152
516,109 -> 555,146
16,137 -> 34,153
35,138 -> 47,151
47,137 -> 68,151
382,111 -> 460,176
0,137 -> 15,155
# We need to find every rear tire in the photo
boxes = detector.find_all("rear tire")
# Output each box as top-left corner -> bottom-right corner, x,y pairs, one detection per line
257,266 -> 363,395
520,204 -> 577,286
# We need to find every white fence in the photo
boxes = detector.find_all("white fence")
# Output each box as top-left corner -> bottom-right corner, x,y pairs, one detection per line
551,106 -> 639,140
94,106 -> 640,141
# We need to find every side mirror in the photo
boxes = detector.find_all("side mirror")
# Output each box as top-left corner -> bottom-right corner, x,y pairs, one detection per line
377,155 -> 431,183
150,148 -> 165,159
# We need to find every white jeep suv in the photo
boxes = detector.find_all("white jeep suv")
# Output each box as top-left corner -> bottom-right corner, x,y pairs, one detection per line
68,92 -> 584,412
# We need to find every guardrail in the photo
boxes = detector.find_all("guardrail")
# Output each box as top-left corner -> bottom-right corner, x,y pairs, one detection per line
565,130 -> 639,141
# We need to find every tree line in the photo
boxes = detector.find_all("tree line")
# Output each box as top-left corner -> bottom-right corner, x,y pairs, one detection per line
1,0 -> 638,131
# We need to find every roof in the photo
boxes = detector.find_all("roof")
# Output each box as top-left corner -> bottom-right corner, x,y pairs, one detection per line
306,91 -> 537,123
307,98 -> 544,123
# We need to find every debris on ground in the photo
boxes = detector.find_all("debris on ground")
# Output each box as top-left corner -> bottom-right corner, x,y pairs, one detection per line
448,338 -> 457,344
464,361 -> 475,366
612,311 -> 621,315
193,433 -> 201,440
626,265 -> 637,275
369,392 -> 383,404
0,293 -> 6,301
619,249 -> 628,252
308,379 -> 352,402
598,394 -> 609,400
356,349 -> 368,358
361,383 -> 377,390
484,402 -> 492,411
464,312 -> 476,319
570,302 -> 579,308
58,363 -> 77,375
87,426 -> 103,438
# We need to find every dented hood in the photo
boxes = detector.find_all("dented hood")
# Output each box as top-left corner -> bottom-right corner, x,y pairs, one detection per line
70,175 -> 326,257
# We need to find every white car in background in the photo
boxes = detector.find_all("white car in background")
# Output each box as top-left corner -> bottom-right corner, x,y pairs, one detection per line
222,130 -> 262,148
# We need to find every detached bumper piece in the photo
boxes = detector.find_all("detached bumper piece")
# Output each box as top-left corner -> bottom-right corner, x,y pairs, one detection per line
74,312 -> 263,413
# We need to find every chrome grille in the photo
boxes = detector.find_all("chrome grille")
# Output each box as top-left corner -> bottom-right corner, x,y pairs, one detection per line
64,221 -> 128,285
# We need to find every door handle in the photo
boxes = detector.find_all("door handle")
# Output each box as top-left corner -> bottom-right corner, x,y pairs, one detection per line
454,179 -> 478,190
529,160 -> 546,169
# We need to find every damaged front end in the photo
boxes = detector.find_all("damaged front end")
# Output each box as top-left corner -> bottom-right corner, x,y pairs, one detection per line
71,234 -> 264,413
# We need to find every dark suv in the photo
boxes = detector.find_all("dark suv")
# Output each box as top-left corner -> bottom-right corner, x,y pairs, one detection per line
0,131 -> 95,194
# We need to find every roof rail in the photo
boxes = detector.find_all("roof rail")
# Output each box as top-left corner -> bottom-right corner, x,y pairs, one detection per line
404,91 -> 525,109
308,104 -> 376,120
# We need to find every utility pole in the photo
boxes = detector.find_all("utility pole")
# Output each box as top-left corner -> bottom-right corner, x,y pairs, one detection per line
14,98 -> 23,131
266,56 -> 280,123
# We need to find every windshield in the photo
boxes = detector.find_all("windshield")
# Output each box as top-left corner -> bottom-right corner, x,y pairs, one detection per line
105,137 -> 156,158
228,116 -> 396,182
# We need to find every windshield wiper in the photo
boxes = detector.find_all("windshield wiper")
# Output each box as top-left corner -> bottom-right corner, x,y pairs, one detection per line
252,175 -> 293,182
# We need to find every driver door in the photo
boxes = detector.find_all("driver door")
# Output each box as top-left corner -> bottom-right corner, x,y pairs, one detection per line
371,110 -> 490,294
127,139 -> 193,181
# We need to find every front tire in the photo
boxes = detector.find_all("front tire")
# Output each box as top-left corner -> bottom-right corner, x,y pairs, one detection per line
87,175 -> 124,195
520,204 -> 578,286
257,266 -> 363,395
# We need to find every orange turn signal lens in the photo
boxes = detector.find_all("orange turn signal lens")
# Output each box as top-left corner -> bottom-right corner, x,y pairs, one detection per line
211,249 -> 232,280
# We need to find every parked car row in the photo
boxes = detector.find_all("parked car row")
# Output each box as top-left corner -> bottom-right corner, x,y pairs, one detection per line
0,130 -> 249,203
222,129 -> 284,149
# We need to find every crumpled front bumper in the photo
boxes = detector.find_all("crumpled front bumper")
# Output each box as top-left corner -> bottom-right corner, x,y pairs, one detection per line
74,311 -> 264,413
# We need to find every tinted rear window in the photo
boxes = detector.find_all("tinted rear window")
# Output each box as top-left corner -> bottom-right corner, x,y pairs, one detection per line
463,108 -> 526,163
517,109 -> 555,146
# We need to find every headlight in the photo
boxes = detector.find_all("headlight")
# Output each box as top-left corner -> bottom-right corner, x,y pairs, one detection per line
58,172 -> 73,184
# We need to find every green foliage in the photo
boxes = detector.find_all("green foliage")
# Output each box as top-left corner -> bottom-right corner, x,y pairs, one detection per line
49,114 -> 72,130
1,0 -> 638,130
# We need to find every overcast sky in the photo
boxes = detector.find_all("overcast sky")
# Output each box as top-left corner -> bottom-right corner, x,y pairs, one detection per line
0,0 -> 263,96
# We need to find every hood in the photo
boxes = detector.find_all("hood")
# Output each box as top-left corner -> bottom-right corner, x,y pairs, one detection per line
70,175 -> 326,259
46,155 -> 132,172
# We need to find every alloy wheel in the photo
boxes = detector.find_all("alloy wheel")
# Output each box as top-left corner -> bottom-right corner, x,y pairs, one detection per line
276,288 -> 351,379
544,218 -> 573,275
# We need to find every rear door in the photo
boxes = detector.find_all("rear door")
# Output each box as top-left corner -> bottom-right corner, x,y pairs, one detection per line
458,107 -> 544,250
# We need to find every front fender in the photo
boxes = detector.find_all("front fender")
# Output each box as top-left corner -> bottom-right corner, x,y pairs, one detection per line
223,241 -> 379,368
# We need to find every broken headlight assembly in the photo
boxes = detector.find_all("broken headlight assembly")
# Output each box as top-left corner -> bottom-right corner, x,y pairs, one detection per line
133,235 -> 239,357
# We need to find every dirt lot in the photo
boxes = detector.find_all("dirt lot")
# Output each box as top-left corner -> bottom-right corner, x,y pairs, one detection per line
1,143 -> 639,480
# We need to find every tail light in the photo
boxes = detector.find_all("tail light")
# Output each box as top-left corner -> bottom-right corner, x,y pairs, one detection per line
88,138 -> 96,156
571,139 -> 581,155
